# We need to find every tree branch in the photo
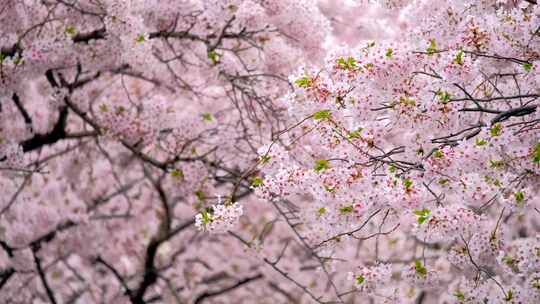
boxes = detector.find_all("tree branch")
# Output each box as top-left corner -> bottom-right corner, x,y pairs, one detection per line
193,273 -> 263,304
32,250 -> 57,304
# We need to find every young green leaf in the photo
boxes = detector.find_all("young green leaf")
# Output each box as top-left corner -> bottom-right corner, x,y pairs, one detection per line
475,138 -> 488,146
436,90 -> 451,103
317,207 -> 327,216
523,62 -> 533,72
260,155 -> 271,163
251,177 -> 264,187
403,178 -> 413,189
170,169 -> 184,179
202,112 -> 213,121
514,191 -> 525,204
347,128 -> 363,139
314,159 -> 330,172
313,109 -> 331,120
415,260 -> 428,276
533,142 -> 540,163
413,208 -> 431,225
207,50 -> 220,64
200,209 -> 212,224
336,56 -> 357,69
339,205 -> 354,214
426,39 -> 437,55
355,275 -> 365,285
454,50 -> 464,65
295,76 -> 313,88
65,25 -> 77,36
433,149 -> 444,158
490,123 -> 503,136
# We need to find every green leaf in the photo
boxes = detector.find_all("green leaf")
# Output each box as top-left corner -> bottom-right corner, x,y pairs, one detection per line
65,25 -> 77,36
336,56 -> 357,69
504,289 -> 513,301
436,90 -> 451,103
433,149 -> 444,158
135,33 -> 147,43
454,290 -> 466,301
339,205 -> 354,214
490,123 -> 503,136
523,62 -> 533,72
454,50 -> 464,65
347,128 -> 363,139
413,208 -> 430,217
251,177 -> 264,187
200,209 -> 212,224
260,155 -> 271,163
313,109 -> 331,120
294,76 -> 313,88
414,260 -> 427,276
317,207 -> 327,216
207,50 -> 220,64
115,106 -> 126,115
195,190 -> 205,201
426,39 -> 437,55
438,178 -> 450,185
202,112 -> 213,122
399,96 -> 416,106
533,142 -> 540,163
389,164 -> 397,173
475,138 -> 488,146
170,169 -> 184,178
503,255 -> 515,266
403,178 -> 413,189
514,191 -> 525,203
532,279 -> 540,290
489,159 -> 505,168
324,185 -> 336,193
355,275 -> 365,285
413,208 -> 430,225
385,48 -> 393,58
314,159 -> 330,172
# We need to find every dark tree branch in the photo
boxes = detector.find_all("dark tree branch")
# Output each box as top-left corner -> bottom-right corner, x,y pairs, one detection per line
72,28 -> 106,43
491,105 -> 537,125
193,273 -> 264,304
21,106 -> 68,152
0,268 -> 15,291
32,250 -> 57,304
29,220 -> 77,250
0,240 -> 14,257
95,256 -> 133,297
12,93 -> 33,127
130,238 -> 161,304
0,43 -> 22,59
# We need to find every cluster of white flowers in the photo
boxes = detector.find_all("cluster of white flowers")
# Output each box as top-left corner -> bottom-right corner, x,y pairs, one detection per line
195,198 -> 243,233
347,263 -> 393,295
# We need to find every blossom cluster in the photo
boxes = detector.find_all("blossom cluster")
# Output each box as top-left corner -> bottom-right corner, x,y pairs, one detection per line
195,199 -> 244,233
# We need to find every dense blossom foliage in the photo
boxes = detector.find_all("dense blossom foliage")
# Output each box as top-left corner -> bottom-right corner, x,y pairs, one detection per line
0,0 -> 539,303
